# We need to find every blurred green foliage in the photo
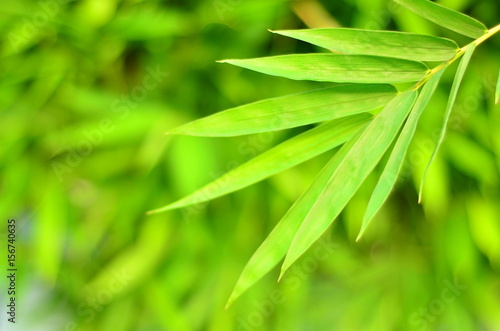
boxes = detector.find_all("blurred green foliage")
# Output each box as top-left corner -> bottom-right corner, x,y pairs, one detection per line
0,0 -> 499,330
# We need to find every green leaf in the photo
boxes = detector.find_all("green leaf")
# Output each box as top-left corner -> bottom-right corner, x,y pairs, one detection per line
496,68 -> 500,105
280,90 -> 418,278
419,44 -> 476,202
36,180 -> 67,285
219,54 -> 429,84
226,124 -> 368,308
148,114 -> 373,214
168,84 -> 397,136
394,0 -> 488,39
271,28 -> 459,62
357,70 -> 444,241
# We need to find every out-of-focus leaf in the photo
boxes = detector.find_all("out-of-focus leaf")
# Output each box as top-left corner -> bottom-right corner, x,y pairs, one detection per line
82,217 -> 170,300
495,69 -> 500,104
219,54 -> 429,84
148,114 -> 372,214
394,0 -> 487,39
439,0 -> 474,11
107,8 -> 191,39
445,132 -> 498,185
271,29 -> 459,62
35,180 -> 66,286
226,124 -> 368,308
146,281 -> 191,330
280,91 -> 418,277
419,44 -> 476,202
99,297 -> 135,331
466,195 -> 500,267
169,84 -> 397,136
358,70 -> 444,240
167,136 -> 219,197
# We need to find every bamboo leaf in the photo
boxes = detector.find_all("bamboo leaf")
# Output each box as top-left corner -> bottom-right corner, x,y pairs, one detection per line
394,0 -> 488,39
271,28 -> 459,62
148,114 -> 373,214
226,124 -> 368,308
280,91 -> 418,278
168,84 -> 397,136
419,44 -> 476,202
219,54 -> 429,84
357,70 -> 444,241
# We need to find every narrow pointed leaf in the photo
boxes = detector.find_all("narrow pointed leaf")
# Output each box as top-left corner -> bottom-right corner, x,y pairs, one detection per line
496,69 -> 500,105
219,54 -> 429,84
280,91 -> 418,277
358,70 -> 444,241
271,28 -> 459,62
148,114 -> 372,214
169,84 -> 397,136
394,0 -> 487,39
226,124 -> 368,308
419,44 -> 476,202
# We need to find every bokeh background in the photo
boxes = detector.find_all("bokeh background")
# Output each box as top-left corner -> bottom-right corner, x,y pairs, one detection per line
1,0 -> 499,330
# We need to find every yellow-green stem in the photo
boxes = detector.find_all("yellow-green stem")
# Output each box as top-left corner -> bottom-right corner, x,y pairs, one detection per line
411,23 -> 500,91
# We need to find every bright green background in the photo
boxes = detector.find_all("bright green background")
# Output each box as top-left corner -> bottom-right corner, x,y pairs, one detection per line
1,0 -> 499,330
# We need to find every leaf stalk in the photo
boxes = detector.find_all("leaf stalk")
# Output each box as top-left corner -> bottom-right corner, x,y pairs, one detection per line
412,23 -> 500,91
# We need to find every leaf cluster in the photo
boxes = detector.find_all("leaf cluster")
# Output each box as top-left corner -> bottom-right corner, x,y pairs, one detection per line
148,0 -> 500,307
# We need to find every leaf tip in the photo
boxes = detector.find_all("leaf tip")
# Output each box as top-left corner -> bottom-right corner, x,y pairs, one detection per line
167,126 -> 185,135
357,220 -> 370,242
355,232 -> 363,242
146,204 -> 174,215
166,125 -> 194,136
278,258 -> 293,282
225,287 -> 241,309
418,175 -> 426,205
277,270 -> 285,283
217,59 -> 236,64
224,301 -> 231,310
